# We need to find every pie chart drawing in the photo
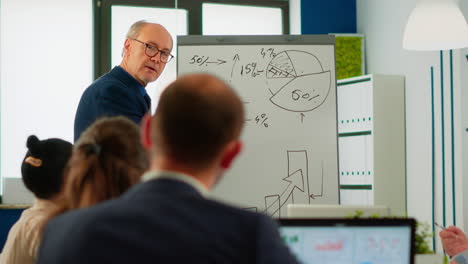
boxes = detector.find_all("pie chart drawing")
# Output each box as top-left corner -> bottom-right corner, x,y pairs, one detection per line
266,50 -> 331,112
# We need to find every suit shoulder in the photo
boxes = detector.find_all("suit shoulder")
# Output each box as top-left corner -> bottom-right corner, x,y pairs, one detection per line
47,199 -> 120,230
202,198 -> 277,225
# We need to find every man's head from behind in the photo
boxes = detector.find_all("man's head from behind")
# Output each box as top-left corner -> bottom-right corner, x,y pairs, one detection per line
146,73 -> 245,176
121,20 -> 173,87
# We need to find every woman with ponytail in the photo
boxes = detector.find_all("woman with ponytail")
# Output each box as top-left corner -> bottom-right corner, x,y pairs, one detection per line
51,116 -> 148,216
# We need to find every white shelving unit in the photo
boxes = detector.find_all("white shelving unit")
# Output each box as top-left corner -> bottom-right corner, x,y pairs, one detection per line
337,74 -> 406,216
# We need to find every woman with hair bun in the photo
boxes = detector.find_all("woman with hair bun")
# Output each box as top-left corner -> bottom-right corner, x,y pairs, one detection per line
0,135 -> 72,264
33,116 -> 148,262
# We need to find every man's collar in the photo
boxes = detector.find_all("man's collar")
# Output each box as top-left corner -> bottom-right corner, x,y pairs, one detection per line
115,66 -> 147,97
141,170 -> 209,197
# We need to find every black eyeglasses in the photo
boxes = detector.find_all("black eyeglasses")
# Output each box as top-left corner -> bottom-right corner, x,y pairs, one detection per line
130,38 -> 174,63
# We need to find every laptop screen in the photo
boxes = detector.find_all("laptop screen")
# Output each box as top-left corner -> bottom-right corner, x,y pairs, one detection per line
279,218 -> 415,264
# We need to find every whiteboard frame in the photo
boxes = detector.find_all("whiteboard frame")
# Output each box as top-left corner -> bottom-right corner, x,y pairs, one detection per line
177,35 -> 334,47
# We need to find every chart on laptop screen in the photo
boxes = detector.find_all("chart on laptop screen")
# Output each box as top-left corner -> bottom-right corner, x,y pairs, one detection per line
280,226 -> 412,264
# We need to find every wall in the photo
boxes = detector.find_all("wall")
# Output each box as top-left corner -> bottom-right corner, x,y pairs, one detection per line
0,0 -> 93,184
357,0 -> 465,251
290,0 -> 301,34
459,0 -> 468,251
301,0 -> 356,34
299,0 -> 468,251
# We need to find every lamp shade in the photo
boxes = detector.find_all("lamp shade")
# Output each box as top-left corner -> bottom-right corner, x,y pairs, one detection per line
403,0 -> 468,50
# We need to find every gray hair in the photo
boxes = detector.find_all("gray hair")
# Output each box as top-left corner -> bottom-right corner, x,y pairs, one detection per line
122,20 -> 149,57
126,20 -> 148,39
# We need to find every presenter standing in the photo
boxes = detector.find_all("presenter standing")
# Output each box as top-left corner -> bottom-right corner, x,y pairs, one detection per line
74,20 -> 174,142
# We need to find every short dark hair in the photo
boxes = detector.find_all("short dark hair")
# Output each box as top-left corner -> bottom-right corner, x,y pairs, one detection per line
152,73 -> 244,169
21,135 -> 73,199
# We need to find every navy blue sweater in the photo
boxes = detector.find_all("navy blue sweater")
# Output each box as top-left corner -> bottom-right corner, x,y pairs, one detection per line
73,66 -> 151,142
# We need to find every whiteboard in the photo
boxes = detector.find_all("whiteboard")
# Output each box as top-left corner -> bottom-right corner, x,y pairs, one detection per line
177,35 -> 339,217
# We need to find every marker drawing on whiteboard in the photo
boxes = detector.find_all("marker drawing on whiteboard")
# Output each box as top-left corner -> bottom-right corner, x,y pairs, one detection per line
310,160 -> 324,200
266,50 -> 331,113
230,54 -> 240,79
264,150 -> 309,217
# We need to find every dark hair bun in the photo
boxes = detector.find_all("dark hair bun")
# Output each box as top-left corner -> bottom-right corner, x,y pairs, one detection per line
22,135 -> 73,199
26,135 -> 40,151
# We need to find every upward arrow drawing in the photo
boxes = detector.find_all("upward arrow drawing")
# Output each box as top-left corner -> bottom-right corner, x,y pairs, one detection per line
282,169 -> 305,197
266,169 -> 305,215
230,54 -> 240,79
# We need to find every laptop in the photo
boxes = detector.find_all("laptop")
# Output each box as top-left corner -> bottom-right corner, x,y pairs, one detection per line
279,218 -> 415,264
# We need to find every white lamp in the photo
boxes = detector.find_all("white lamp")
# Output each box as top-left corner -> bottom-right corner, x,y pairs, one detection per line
403,0 -> 468,50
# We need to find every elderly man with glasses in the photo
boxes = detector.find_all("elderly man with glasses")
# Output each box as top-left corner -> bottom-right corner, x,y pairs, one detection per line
73,20 -> 173,142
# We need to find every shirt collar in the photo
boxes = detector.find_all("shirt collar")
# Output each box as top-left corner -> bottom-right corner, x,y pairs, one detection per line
116,66 -> 148,97
141,170 -> 209,197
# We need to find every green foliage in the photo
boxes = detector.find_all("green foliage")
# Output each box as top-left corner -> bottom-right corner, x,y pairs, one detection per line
415,222 -> 434,254
335,36 -> 363,80
348,210 -> 434,254
347,210 -> 364,218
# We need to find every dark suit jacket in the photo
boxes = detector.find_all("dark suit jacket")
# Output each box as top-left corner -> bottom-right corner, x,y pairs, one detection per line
73,66 -> 150,142
37,177 -> 299,264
